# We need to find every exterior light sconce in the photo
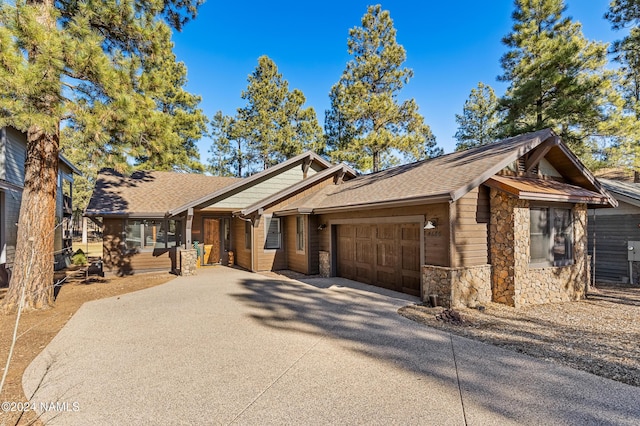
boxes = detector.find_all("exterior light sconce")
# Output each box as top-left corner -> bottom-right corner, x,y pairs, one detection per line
318,224 -> 327,231
424,219 -> 437,230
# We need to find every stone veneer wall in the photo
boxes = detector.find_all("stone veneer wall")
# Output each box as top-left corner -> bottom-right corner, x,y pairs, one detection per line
490,189 -> 588,307
319,251 -> 330,278
180,249 -> 198,276
422,265 -> 492,308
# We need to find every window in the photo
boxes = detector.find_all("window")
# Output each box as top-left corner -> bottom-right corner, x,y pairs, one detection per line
223,218 -> 231,251
245,221 -> 252,249
125,219 -> 181,251
264,216 -> 281,249
296,215 -> 305,252
530,207 -> 573,266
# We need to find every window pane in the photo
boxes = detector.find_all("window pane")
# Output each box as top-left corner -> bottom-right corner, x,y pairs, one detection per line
125,220 -> 143,249
265,217 -> 281,249
167,220 -> 181,248
530,208 -> 550,263
296,216 -> 304,251
552,209 -> 573,265
245,221 -> 252,249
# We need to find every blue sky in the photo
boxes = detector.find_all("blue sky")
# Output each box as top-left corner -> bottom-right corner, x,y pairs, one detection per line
171,1 -> 622,162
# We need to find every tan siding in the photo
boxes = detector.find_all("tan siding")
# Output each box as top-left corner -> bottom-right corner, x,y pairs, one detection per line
452,186 -> 489,267
286,215 -> 308,274
254,215 -> 287,271
232,217 -> 252,270
308,215 -> 320,274
205,165 -> 318,210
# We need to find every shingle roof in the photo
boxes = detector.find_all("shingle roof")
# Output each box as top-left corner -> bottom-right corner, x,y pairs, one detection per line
85,169 -> 240,217
599,178 -> 640,206
279,129 -> 558,212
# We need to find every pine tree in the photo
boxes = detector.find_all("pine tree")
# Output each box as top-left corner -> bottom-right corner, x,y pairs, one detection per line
498,0 -> 612,157
0,0 -> 203,311
606,1 -> 640,173
208,111 -> 251,177
237,56 -> 323,170
325,4 -> 439,173
454,82 -> 501,151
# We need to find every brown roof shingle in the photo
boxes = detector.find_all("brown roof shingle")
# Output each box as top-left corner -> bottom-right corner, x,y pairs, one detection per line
85,169 -> 240,217
279,129 -> 557,212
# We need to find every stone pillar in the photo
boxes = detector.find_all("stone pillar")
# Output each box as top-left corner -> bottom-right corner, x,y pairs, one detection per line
489,188 -> 520,306
180,249 -> 198,276
319,251 -> 330,278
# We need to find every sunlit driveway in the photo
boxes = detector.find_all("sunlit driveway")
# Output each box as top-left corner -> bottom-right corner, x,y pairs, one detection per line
24,267 -> 640,425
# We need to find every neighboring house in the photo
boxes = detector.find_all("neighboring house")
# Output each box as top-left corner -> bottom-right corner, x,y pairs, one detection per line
85,129 -> 615,308
588,178 -> 640,285
0,127 -> 80,286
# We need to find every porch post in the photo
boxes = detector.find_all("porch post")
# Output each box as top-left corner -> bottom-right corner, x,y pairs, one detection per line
186,207 -> 193,248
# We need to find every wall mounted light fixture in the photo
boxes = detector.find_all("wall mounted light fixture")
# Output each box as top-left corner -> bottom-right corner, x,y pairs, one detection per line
424,219 -> 437,230
318,224 -> 327,231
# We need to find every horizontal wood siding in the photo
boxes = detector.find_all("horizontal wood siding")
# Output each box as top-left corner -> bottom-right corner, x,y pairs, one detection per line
452,186 -> 489,267
232,217 -> 252,270
2,188 -> 21,273
102,218 -> 174,274
308,215 -> 319,275
285,215 -> 308,274
588,212 -> 640,282
253,215 -> 287,271
204,163 -> 321,210
3,127 -> 26,186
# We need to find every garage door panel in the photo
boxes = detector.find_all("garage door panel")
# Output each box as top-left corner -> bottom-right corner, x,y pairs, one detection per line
336,222 -> 421,297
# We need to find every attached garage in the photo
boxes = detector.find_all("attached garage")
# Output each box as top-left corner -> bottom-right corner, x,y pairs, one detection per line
336,222 -> 421,296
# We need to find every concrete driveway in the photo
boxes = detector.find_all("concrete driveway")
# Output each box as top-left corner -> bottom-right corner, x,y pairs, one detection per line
23,267 -> 640,425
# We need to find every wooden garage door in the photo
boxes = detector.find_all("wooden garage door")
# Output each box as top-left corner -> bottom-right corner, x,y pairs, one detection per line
337,223 -> 421,296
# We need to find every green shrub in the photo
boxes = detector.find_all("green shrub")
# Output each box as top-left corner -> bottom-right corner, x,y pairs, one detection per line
72,249 -> 87,266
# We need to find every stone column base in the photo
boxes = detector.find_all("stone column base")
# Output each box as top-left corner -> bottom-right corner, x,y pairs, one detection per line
422,264 -> 492,308
319,251 -> 330,278
180,249 -> 198,276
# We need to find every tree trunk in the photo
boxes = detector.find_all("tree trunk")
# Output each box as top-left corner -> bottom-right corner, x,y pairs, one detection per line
3,127 -> 60,311
373,150 -> 380,173
3,0 -> 60,312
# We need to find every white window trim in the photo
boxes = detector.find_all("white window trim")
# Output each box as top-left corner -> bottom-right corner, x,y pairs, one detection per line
264,215 -> 281,250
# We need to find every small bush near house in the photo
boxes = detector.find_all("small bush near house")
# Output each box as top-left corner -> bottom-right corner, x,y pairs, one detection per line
71,249 -> 87,265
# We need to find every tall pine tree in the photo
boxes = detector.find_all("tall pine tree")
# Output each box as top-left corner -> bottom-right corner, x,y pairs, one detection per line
237,56 -> 323,170
498,0 -> 612,157
606,0 -> 640,175
0,0 -> 203,311
454,82 -> 501,151
325,5 -> 439,173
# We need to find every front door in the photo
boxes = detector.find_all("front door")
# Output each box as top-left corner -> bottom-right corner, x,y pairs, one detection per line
203,218 -> 221,265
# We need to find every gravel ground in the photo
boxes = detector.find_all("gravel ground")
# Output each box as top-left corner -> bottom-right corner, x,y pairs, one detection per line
399,283 -> 640,387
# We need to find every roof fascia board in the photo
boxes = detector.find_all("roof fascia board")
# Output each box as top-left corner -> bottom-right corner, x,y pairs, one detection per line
607,192 -> 640,208
167,151 -> 330,216
449,131 -> 553,201
309,194 -> 452,215
525,137 -> 557,173
553,141 -> 618,207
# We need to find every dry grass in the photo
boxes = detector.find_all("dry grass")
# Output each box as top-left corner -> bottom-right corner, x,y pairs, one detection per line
399,284 -> 640,387
0,268 -> 174,425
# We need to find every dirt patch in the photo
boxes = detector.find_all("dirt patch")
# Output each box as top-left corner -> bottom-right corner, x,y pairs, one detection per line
0,267 -> 174,425
399,284 -> 640,387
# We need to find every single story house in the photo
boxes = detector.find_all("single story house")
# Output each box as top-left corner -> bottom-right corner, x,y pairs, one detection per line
86,129 -> 615,307
1,126 -> 80,286
588,178 -> 640,285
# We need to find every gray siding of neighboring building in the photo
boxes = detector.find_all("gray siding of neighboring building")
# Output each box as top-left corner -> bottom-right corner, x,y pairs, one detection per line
588,200 -> 640,283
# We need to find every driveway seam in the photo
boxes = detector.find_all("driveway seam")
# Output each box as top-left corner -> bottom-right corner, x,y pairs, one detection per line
228,334 -> 327,425
450,333 -> 468,426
